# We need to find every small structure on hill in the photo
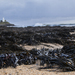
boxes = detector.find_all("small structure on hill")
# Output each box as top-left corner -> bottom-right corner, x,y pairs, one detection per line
3,17 -> 5,22
0,18 -> 15,26
0,17 -> 6,22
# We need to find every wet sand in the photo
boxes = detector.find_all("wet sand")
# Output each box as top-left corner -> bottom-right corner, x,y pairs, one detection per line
0,65 -> 75,75
20,43 -> 63,50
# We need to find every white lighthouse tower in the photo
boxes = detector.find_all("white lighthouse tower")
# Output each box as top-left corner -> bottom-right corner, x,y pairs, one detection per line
3,17 -> 5,22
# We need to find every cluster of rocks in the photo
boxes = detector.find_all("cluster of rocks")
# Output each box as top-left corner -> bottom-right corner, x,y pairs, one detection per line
0,26 -> 75,71
0,44 -> 75,71
0,26 -> 75,47
30,46 -> 75,71
0,51 -> 36,68
0,53 -> 18,68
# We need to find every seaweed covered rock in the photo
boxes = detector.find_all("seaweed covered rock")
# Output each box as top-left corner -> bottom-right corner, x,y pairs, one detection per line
62,44 -> 75,53
0,26 -> 74,71
0,44 -> 25,54
0,47 -> 75,71
0,26 -> 74,46
17,52 -> 36,65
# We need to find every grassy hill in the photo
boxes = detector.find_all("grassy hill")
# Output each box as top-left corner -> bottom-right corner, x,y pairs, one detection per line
0,21 -> 10,24
0,21 -> 14,26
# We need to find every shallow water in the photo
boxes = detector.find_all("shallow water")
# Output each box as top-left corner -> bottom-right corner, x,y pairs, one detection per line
7,24 -> 75,28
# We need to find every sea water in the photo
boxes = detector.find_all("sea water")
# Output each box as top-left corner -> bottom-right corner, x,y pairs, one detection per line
9,17 -> 75,27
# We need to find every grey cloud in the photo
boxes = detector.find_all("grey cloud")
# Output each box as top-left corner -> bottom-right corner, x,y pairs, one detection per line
0,0 -> 75,26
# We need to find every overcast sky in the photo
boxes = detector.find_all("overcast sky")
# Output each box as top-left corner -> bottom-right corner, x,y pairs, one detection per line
0,0 -> 75,26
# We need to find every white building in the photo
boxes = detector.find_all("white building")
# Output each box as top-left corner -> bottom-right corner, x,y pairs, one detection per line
3,17 -> 5,22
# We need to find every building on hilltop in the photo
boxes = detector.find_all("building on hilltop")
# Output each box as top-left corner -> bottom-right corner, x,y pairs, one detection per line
0,17 -> 6,22
3,17 -> 5,22
0,18 -> 14,26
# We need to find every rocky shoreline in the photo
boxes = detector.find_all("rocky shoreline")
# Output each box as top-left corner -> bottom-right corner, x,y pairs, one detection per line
0,26 -> 75,53
0,26 -> 75,74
